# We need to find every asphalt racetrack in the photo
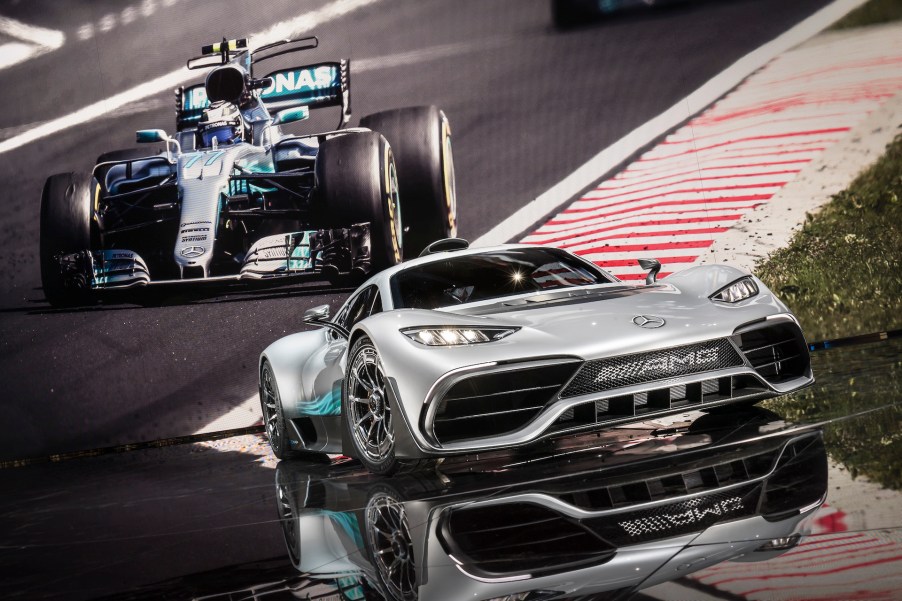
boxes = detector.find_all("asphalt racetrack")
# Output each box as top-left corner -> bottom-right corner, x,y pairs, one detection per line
0,0 -> 834,459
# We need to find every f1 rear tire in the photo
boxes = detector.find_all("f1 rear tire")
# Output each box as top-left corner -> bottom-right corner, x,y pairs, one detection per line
314,131 -> 402,271
40,172 -> 95,307
361,106 -> 457,259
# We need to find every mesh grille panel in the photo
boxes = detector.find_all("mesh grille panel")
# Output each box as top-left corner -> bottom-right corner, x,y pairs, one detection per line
560,339 -> 742,399
587,484 -> 762,545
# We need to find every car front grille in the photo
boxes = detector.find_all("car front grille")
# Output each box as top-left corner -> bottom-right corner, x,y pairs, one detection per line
438,433 -> 825,575
559,339 -> 743,399
552,373 -> 770,433
553,444 -> 779,514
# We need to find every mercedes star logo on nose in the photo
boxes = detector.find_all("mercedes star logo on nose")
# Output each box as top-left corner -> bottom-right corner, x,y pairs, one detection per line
180,246 -> 206,258
633,315 -> 666,329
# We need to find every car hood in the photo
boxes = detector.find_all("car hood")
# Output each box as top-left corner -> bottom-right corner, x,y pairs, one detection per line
426,282 -> 782,359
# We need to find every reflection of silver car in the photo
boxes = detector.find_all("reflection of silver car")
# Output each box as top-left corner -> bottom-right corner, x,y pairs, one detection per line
275,418 -> 828,600
259,240 -> 813,474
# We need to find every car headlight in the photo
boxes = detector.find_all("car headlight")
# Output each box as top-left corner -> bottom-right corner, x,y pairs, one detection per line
401,327 -> 519,346
710,277 -> 759,303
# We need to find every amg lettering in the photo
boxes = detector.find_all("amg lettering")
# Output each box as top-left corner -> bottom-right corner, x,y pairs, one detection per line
594,348 -> 720,383
618,496 -> 744,537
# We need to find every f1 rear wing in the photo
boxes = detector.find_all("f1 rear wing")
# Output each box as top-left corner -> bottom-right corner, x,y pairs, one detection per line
176,60 -> 351,132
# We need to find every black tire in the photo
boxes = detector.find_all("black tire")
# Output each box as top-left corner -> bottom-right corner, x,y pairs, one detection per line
552,0 -> 582,29
260,361 -> 295,460
314,132 -> 402,270
275,466 -> 302,566
364,486 -> 417,601
360,106 -> 457,258
40,172 -> 95,307
343,336 -> 402,475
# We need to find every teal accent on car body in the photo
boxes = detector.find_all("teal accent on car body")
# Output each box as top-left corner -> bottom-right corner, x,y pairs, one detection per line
299,385 -> 340,416
273,105 -> 310,125
289,232 -> 313,270
135,129 -> 166,143
183,153 -> 203,169
204,150 -> 225,166
329,511 -> 364,550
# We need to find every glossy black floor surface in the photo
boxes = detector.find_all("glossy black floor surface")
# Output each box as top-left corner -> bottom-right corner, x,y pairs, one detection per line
2,337 -> 901,600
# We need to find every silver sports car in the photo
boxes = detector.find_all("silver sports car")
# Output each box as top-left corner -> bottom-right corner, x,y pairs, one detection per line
259,239 -> 813,474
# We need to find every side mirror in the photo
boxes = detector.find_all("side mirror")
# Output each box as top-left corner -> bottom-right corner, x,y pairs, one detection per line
136,129 -> 167,143
273,106 -> 310,125
303,304 -> 330,323
136,129 -> 181,162
303,304 -> 350,338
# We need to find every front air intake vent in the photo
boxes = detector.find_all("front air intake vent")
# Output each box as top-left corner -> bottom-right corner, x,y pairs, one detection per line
432,360 -> 580,444
733,321 -> 810,384
439,502 -> 615,578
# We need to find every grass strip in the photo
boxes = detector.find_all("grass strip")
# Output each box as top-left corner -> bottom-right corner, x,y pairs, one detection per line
756,132 -> 902,342
829,0 -> 902,30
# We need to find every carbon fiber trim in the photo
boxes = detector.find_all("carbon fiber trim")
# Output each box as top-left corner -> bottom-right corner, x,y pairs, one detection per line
560,339 -> 743,399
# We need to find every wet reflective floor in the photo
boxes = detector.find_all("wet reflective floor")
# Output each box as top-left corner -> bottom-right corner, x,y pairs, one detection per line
2,338 -> 901,601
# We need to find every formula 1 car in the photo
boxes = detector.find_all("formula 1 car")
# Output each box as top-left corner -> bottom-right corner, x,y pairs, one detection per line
259,239 -> 814,474
274,415 -> 828,600
552,0 -> 689,29
40,37 -> 456,306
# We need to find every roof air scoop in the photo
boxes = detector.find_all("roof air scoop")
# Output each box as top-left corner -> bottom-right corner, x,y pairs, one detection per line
638,258 -> 661,285
418,238 -> 469,257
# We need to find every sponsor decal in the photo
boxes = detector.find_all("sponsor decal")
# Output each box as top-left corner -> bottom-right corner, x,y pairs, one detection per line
181,235 -> 208,243
259,247 -> 288,260
183,86 -> 208,111
618,496 -> 745,537
261,66 -> 338,98
180,246 -> 206,258
179,227 -> 210,234
180,220 -> 211,228
594,347 -> 720,383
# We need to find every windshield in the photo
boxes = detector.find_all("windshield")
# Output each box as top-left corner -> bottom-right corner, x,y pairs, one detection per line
390,248 -> 615,310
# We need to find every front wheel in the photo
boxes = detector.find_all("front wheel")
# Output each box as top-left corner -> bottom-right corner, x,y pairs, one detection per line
260,362 -> 293,459
343,336 -> 402,475
365,488 -> 418,601
314,132 -> 402,271
40,172 -> 95,307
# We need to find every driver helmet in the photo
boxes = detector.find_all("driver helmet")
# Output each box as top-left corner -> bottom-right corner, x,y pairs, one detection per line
198,101 -> 243,147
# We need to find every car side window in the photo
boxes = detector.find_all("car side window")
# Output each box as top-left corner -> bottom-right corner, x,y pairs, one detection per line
336,285 -> 380,332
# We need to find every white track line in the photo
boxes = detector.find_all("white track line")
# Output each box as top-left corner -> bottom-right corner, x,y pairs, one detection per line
200,395 -> 261,434
0,16 -> 65,70
472,0 -> 869,248
0,0 -> 381,156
